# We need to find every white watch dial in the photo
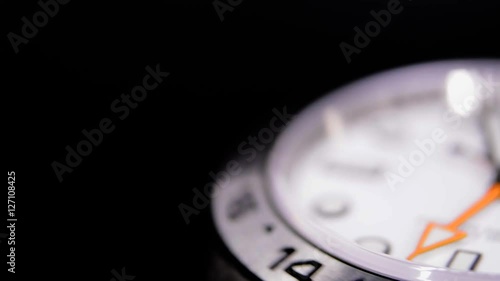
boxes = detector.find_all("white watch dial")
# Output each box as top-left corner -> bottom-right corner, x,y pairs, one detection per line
268,61 -> 500,280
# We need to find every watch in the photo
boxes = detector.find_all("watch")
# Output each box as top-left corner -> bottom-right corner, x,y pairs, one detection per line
211,60 -> 500,281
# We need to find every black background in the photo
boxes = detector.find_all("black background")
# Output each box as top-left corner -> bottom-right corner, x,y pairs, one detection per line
3,0 -> 500,280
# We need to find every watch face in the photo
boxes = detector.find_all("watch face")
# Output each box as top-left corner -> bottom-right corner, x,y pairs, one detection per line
213,60 -> 500,281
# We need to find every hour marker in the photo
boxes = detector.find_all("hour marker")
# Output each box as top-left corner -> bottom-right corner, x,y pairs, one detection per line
326,161 -> 383,177
314,196 -> 349,218
323,107 -> 344,141
356,237 -> 391,254
447,250 -> 482,271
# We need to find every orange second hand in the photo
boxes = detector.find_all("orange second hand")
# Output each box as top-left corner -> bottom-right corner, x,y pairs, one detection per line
446,184 -> 500,230
407,183 -> 500,261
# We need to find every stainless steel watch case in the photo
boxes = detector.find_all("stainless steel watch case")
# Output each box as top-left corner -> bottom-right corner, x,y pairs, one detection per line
211,60 -> 500,281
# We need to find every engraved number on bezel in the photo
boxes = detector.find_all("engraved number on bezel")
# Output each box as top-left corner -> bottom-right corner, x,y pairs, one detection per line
268,247 -> 322,281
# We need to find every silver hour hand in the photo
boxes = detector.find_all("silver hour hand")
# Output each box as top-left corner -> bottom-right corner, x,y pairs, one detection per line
480,96 -> 500,171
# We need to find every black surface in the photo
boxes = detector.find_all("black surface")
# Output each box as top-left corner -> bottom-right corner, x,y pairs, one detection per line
3,0 -> 500,280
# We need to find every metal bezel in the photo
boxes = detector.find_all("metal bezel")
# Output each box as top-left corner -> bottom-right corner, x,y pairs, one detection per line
212,164 -> 395,281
